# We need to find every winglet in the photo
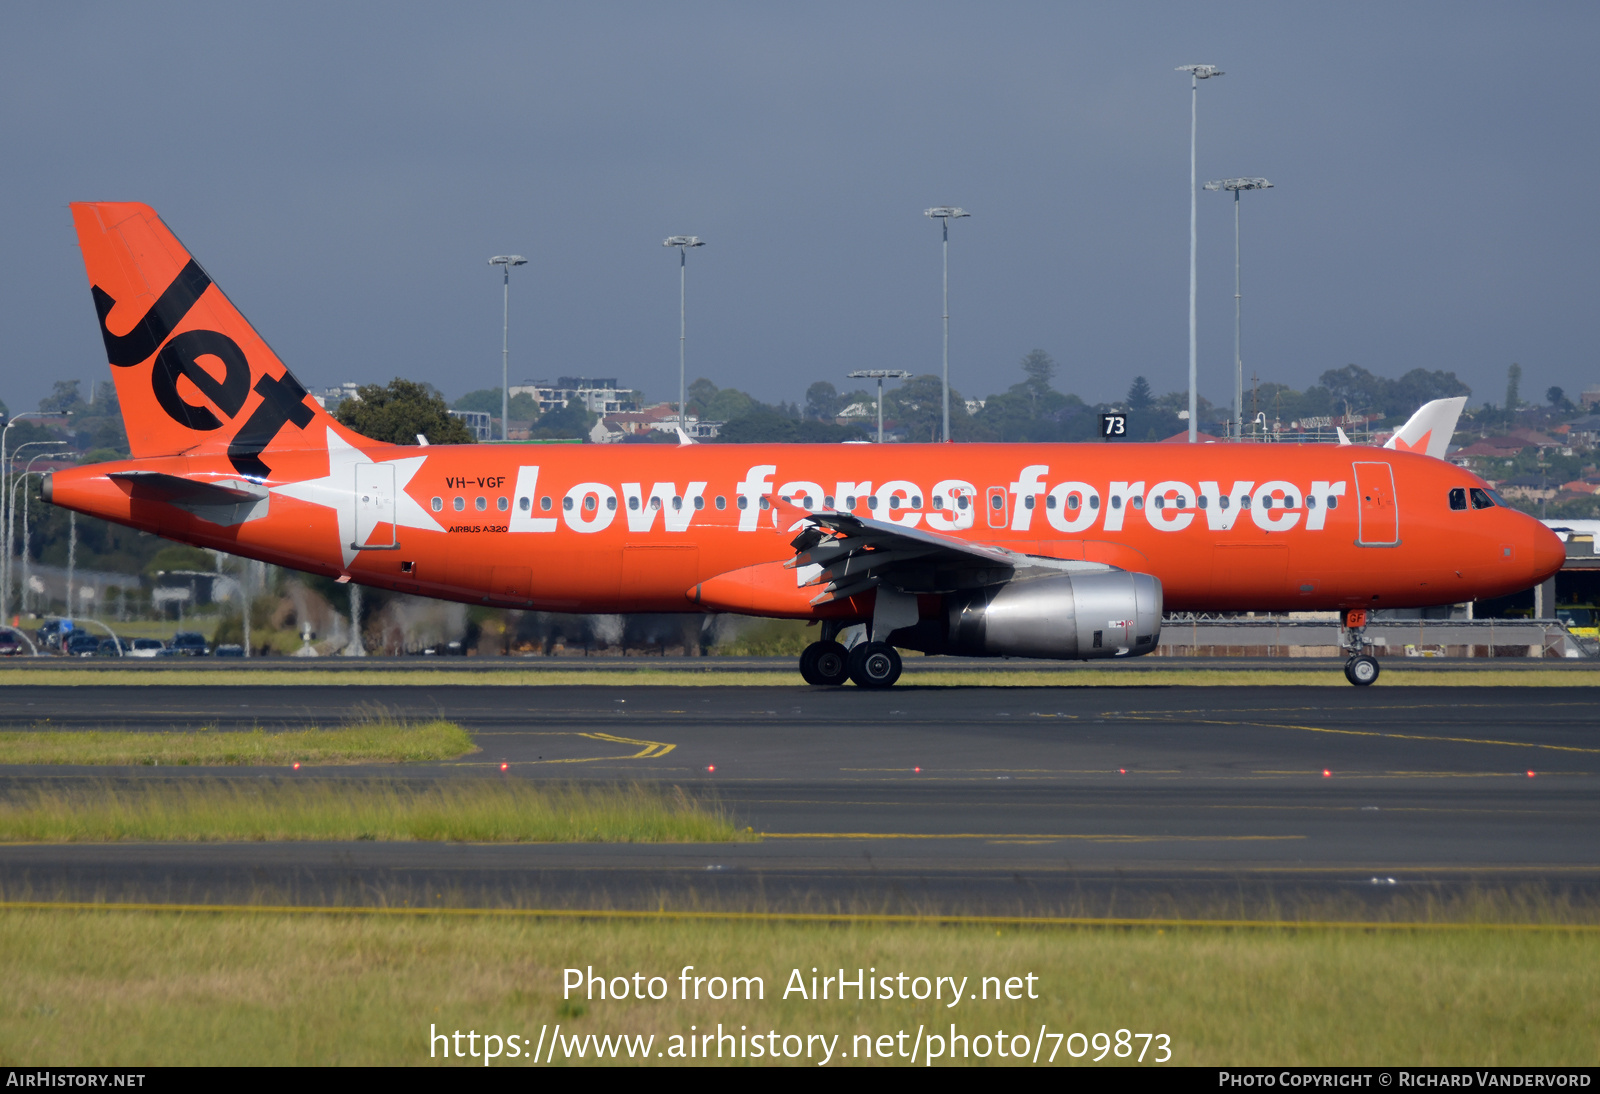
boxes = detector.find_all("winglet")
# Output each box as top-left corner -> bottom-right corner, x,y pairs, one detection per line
675,426 -> 695,446
1335,426 -> 1352,446
1384,397 -> 1466,460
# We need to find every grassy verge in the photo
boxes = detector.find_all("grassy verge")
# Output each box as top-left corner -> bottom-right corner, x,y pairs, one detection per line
0,780 -> 746,843
0,909 -> 1595,1065
0,667 -> 1594,687
0,720 -> 475,765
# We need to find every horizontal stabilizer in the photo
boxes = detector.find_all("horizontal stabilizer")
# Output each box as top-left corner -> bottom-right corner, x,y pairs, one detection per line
109,470 -> 269,527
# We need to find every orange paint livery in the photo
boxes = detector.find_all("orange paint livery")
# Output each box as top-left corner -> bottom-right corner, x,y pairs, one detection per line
44,203 -> 1564,686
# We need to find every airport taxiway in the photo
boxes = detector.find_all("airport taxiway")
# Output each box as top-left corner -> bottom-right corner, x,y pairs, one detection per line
2,682 -> 1597,915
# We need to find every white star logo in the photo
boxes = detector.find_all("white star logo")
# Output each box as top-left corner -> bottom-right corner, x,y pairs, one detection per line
270,427 -> 439,568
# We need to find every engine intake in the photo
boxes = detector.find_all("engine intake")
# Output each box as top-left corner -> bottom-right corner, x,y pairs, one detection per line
939,571 -> 1163,660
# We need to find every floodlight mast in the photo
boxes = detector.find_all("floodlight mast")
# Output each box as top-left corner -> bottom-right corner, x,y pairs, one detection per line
663,236 -> 705,432
1205,178 -> 1273,440
1176,64 -> 1223,443
924,207 -> 969,443
487,255 -> 527,441
848,368 -> 912,443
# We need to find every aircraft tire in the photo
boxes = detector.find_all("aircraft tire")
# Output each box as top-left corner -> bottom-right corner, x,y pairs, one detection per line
847,642 -> 902,689
1344,655 -> 1380,686
799,641 -> 849,686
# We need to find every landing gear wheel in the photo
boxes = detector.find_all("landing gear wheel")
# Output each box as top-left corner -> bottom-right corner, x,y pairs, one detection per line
1344,655 -> 1380,687
799,641 -> 849,686
847,641 -> 902,689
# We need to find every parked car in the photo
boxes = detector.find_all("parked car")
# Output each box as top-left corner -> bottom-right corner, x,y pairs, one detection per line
35,620 -> 70,650
125,638 -> 166,659
0,634 -> 23,657
65,633 -> 101,657
168,631 -> 210,656
96,638 -> 125,656
213,644 -> 245,658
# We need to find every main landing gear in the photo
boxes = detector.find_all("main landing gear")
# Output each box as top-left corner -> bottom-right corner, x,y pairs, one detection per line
1340,608 -> 1380,687
799,624 -> 903,688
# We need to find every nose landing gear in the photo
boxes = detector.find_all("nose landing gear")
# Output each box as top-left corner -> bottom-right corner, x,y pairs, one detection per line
1340,608 -> 1380,686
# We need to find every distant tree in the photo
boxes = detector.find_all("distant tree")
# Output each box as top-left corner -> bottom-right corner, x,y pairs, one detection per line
703,388 -> 755,422
530,401 -> 592,440
883,374 -> 985,442
1548,386 -> 1565,406
0,395 -> 9,420
1505,363 -> 1522,412
1319,364 -> 1385,417
336,378 -> 473,444
143,543 -> 216,579
39,380 -> 84,415
1020,349 -> 1056,404
1387,368 -> 1471,416
713,410 -> 866,444
452,388 -> 502,415
507,392 -> 541,421
1126,376 -> 1154,410
805,381 -> 843,420
685,378 -> 719,414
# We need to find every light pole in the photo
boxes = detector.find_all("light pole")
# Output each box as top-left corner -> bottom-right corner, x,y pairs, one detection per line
662,236 -> 705,433
923,208 -> 969,443
9,444 -> 66,618
1204,178 -> 1273,440
1,413 -> 53,622
1176,64 -> 1223,443
848,369 -> 912,443
487,255 -> 527,441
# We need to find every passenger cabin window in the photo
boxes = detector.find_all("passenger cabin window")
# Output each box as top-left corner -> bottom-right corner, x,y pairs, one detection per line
1449,487 -> 1468,511
431,497 -> 443,512
1470,488 -> 1496,510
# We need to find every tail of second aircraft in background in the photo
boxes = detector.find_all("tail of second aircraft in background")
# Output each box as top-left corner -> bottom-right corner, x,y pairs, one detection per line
1383,396 -> 1467,460
69,202 -> 345,480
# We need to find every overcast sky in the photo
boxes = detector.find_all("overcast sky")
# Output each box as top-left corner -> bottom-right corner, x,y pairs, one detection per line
1,2 -> 1595,418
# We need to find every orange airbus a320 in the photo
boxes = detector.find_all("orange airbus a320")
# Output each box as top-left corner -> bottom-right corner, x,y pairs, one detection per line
43,202 -> 1564,686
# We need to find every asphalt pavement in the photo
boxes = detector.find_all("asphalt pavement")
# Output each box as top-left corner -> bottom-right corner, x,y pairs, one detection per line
2,682 -> 1597,917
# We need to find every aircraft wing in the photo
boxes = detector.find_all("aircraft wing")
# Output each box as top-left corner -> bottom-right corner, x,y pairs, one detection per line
784,509 -> 1108,605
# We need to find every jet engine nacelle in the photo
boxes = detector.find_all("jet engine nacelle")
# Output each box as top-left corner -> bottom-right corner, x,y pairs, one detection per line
944,571 -> 1163,660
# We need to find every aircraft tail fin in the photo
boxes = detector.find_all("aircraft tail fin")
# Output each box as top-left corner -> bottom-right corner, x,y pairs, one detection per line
1383,396 -> 1466,460
69,202 -> 343,479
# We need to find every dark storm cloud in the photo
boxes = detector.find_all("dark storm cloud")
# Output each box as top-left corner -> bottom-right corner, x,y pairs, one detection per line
1,2 -> 1595,415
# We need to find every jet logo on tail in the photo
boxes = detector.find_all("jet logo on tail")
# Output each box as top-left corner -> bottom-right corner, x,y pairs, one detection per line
90,248 -> 318,480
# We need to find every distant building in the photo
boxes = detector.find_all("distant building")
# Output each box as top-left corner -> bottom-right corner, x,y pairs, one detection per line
1499,475 -> 1559,502
509,377 -> 636,415
590,403 -> 720,443
1581,385 -> 1600,409
449,409 -> 493,441
311,382 -> 363,412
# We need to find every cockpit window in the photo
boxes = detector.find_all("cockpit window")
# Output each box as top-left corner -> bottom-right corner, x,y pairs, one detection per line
1448,487 -> 1468,511
1470,487 -> 1496,510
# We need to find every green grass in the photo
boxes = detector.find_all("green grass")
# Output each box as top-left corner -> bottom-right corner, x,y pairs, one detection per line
0,910 -> 1595,1065
0,779 -> 747,843
0,667 -> 1594,687
0,720 -> 475,765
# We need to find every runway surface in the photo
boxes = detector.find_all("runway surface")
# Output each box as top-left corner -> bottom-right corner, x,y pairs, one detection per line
2,683 -> 1598,916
